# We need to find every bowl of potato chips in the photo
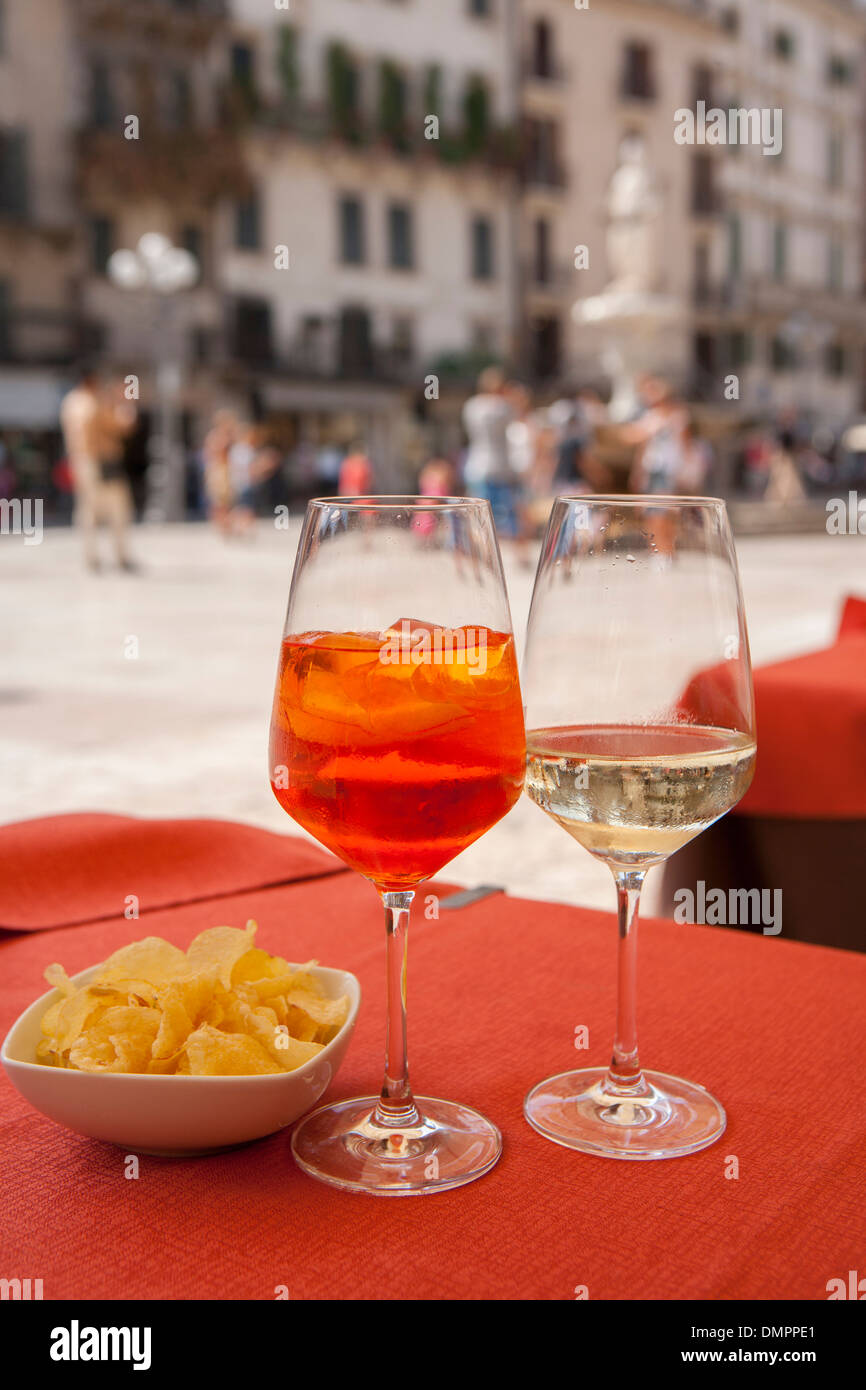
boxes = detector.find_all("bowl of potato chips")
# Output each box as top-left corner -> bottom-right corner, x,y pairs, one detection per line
1,921 -> 360,1155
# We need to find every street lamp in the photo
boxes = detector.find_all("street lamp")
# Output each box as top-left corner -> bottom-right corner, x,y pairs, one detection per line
107,233 -> 199,522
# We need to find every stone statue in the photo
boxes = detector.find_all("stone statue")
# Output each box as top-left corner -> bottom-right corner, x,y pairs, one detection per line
604,133 -> 662,295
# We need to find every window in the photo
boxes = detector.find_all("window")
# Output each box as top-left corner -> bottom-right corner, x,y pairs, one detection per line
235,191 -> 261,250
826,55 -> 853,86
533,217 -> 551,284
825,342 -> 847,378
531,316 -> 560,380
524,117 -> 562,186
181,223 -> 204,276
471,216 -> 494,280
379,61 -> 408,148
339,196 -> 365,265
276,25 -> 300,104
828,239 -> 843,293
468,0 -> 492,16
622,42 -> 655,100
170,71 -> 192,128
770,334 -> 796,371
230,42 -> 257,115
827,130 -> 843,189
726,94 -> 742,156
772,29 -> 796,62
693,332 -> 717,380
463,75 -> 489,155
692,63 -> 714,109
338,305 -> 373,376
326,43 -> 361,141
387,203 -> 414,270
531,20 -> 555,80
190,326 -> 212,365
89,60 -> 114,130
0,129 -> 28,217
90,215 -> 114,274
0,279 -> 9,358
720,6 -> 740,36
727,331 -> 751,369
232,297 -> 273,364
231,43 -> 254,85
691,154 -> 716,216
391,316 -> 414,359
693,242 -> 711,304
727,213 -> 742,278
772,222 -> 787,281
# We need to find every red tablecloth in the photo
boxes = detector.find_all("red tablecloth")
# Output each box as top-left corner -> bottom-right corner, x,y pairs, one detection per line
682,594 -> 866,819
2,816 -> 864,1301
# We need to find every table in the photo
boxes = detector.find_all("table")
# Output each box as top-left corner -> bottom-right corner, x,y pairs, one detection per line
660,595 -> 866,950
2,815 -> 864,1301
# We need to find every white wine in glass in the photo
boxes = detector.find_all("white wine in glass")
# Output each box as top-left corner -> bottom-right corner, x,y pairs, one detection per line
522,497 -> 756,1159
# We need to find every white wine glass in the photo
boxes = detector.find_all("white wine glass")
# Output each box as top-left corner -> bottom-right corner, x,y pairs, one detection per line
522,496 -> 756,1159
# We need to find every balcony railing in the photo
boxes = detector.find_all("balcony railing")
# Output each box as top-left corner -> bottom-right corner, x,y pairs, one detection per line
77,126 -> 250,203
522,56 -> 568,84
522,259 -> 574,292
220,328 -> 418,386
691,276 -> 866,325
76,0 -> 229,40
523,159 -> 567,190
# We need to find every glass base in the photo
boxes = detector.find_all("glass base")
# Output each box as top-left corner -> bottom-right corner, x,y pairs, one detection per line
524,1068 -> 726,1160
291,1095 -> 502,1195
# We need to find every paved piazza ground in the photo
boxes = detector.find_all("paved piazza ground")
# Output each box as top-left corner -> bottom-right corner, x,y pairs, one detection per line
2,517 -> 863,913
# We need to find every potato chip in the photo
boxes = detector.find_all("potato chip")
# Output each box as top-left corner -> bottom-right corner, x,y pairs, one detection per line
184,1024 -> 283,1076
44,963 -> 75,997
151,991 -> 195,1061
36,920 -> 348,1077
185,923 -> 256,990
98,937 -> 188,988
69,1006 -> 161,1073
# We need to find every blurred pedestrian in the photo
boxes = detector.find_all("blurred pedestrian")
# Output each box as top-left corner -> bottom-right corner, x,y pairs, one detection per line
462,366 -> 517,536
338,447 -> 374,497
413,456 -> 457,543
766,408 -> 806,504
60,367 -> 137,572
228,421 -> 260,535
202,410 -> 236,537
316,442 -> 342,495
677,415 -> 713,494
624,377 -> 689,494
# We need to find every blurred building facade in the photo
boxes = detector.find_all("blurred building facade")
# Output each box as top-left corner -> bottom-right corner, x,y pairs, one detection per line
0,0 -> 864,501
519,0 -> 866,423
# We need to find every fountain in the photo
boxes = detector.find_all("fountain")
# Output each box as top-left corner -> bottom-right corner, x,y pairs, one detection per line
573,134 -> 686,422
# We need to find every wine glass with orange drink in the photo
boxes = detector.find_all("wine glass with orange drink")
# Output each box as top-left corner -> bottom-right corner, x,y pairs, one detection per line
269,497 -> 525,1194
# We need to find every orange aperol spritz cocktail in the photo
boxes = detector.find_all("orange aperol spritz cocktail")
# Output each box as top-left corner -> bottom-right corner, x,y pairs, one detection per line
268,497 -> 524,1196
270,622 -> 525,889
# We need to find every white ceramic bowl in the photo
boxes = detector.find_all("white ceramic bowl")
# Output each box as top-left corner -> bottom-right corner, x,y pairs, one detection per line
1,962 -> 360,1156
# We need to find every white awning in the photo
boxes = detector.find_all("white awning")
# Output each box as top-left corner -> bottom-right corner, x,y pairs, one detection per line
0,371 -> 69,428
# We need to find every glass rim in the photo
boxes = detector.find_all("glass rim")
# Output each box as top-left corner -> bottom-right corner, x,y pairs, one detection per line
306,494 -> 489,512
554,494 -> 727,509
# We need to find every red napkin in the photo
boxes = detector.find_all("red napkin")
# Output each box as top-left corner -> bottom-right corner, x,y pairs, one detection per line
0,814 -> 347,933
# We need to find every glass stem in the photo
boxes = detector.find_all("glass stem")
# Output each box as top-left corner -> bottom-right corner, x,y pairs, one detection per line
605,868 -> 649,1095
375,891 -> 420,1129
